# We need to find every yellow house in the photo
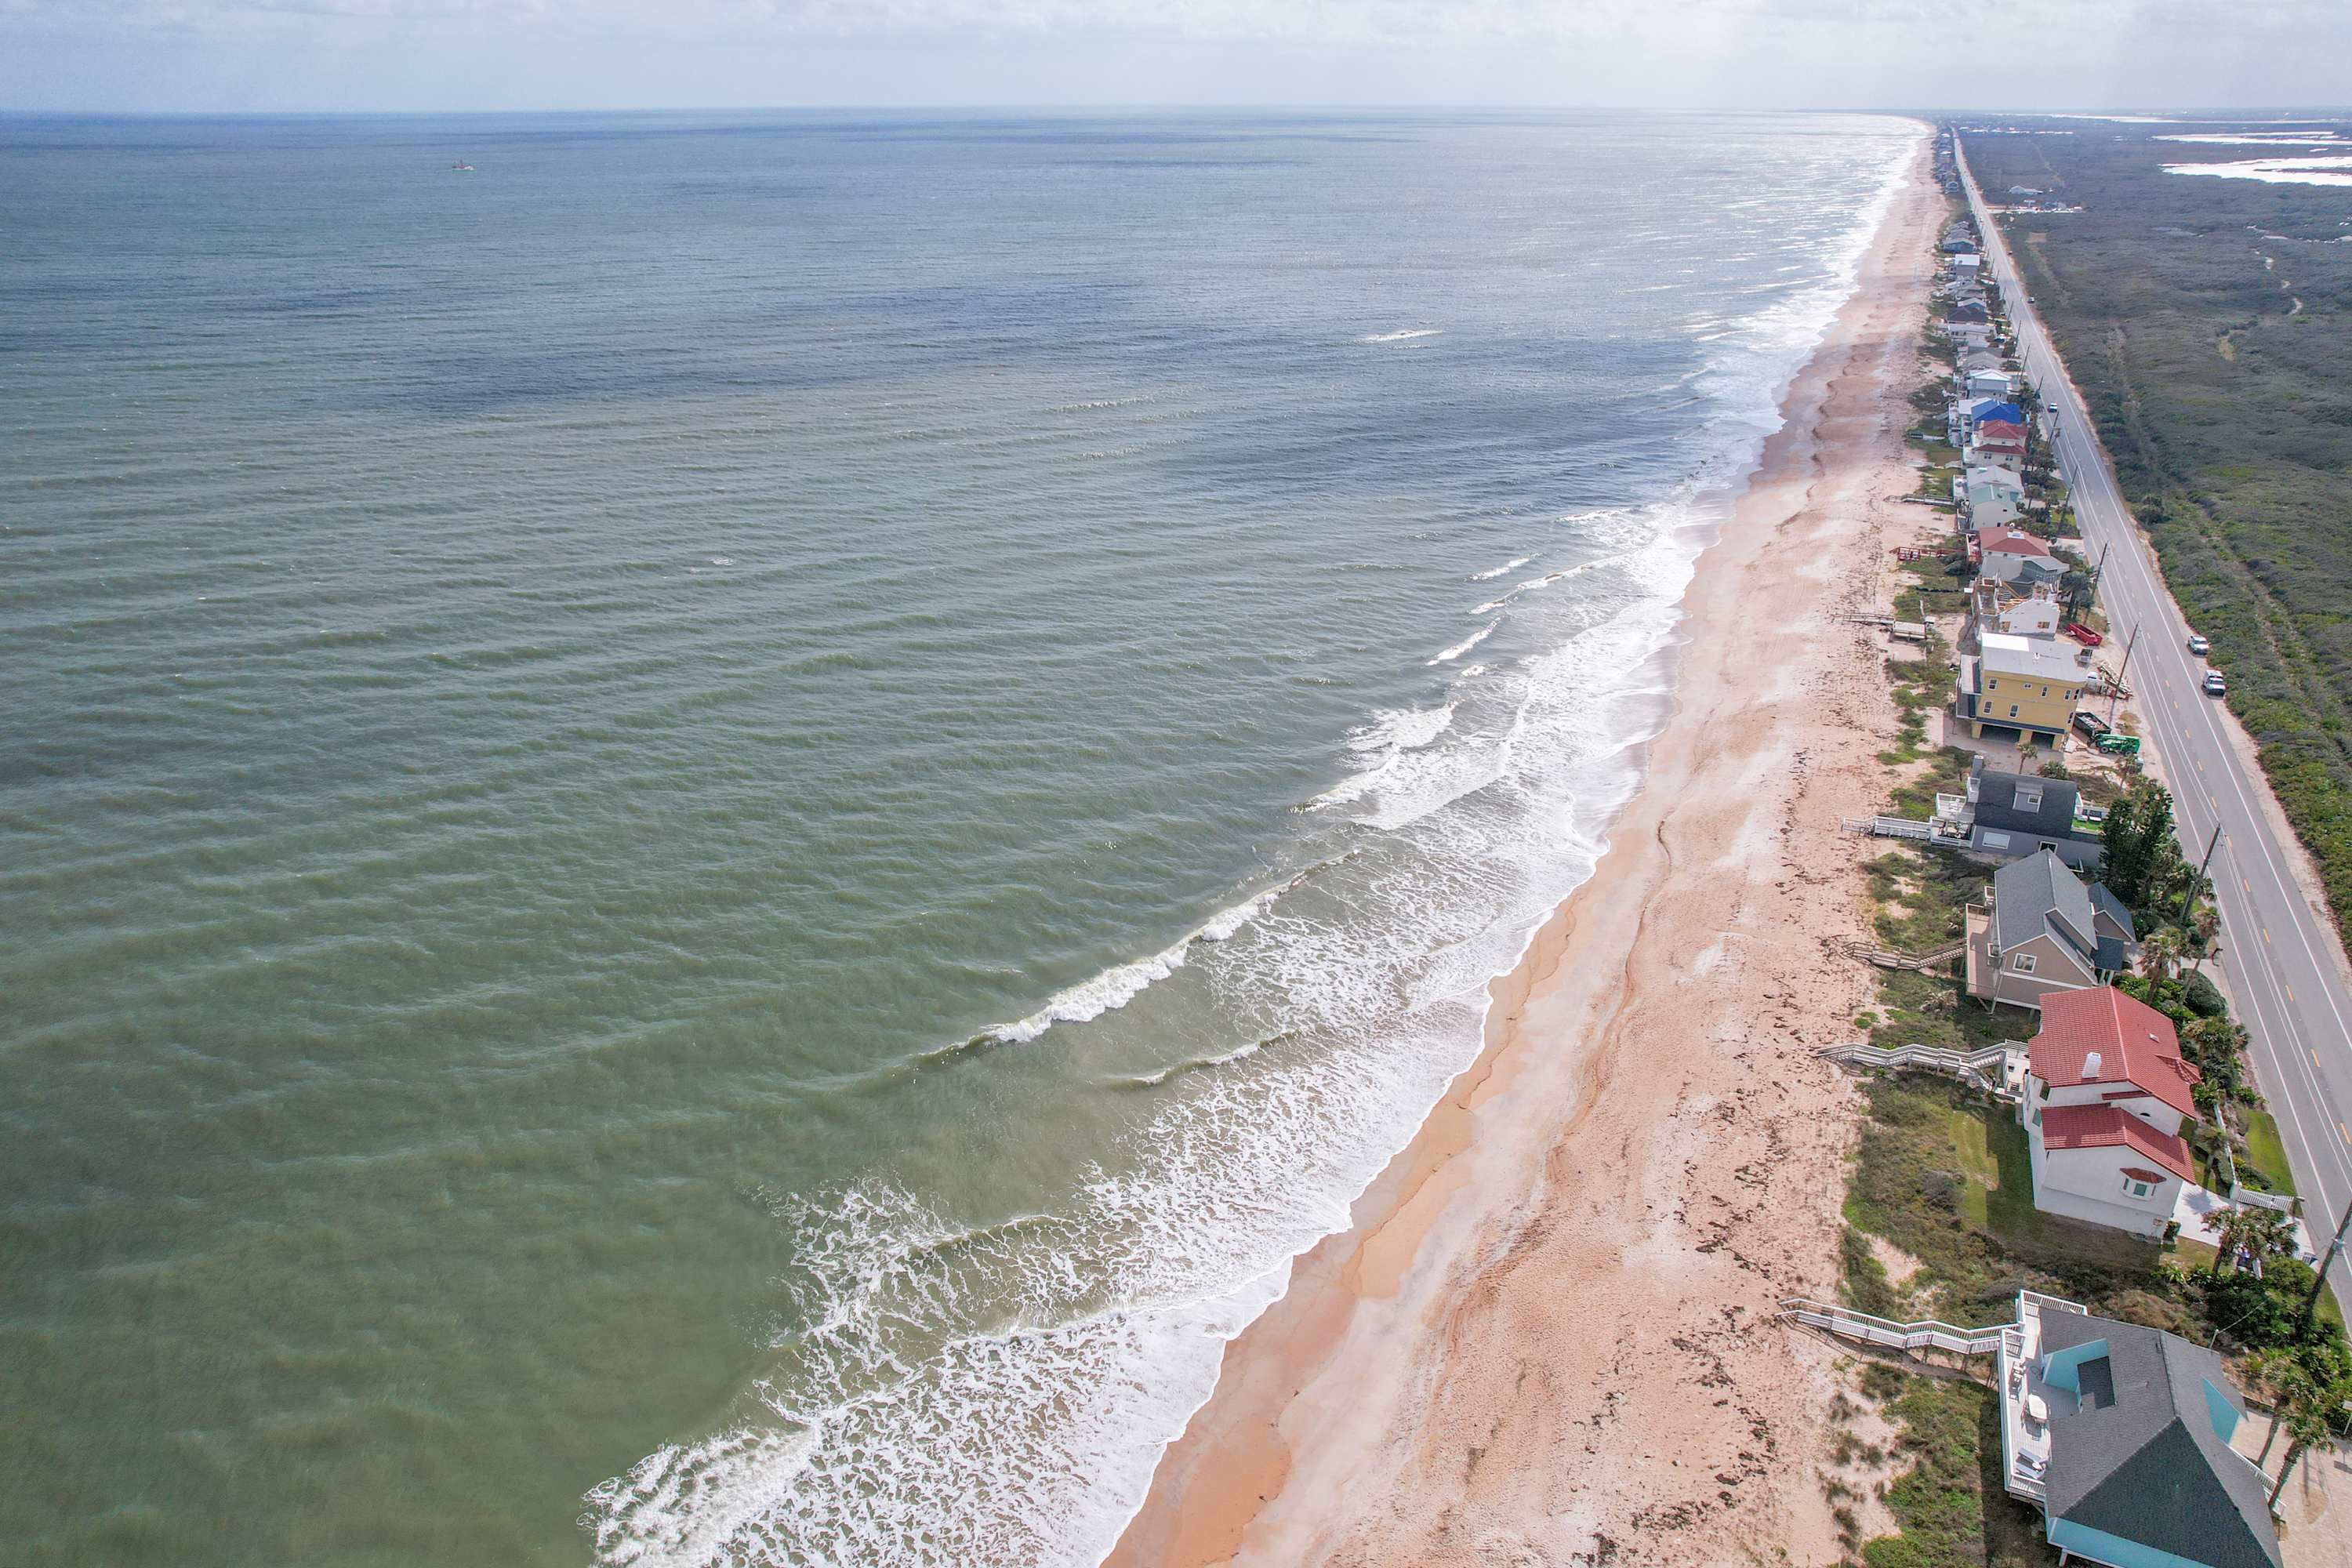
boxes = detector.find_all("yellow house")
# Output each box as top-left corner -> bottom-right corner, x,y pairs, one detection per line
1960,631 -> 2092,741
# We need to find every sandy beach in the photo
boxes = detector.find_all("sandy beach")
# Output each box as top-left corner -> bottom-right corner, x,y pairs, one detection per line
1106,140 -> 1944,1568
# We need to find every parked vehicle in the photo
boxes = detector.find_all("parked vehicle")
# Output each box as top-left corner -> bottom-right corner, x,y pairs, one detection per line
2097,732 -> 2143,757
2072,710 -> 2112,740
2204,671 -> 2228,696
2187,633 -> 2209,656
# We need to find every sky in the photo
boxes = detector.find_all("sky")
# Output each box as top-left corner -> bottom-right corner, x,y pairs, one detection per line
4,0 -> 2350,113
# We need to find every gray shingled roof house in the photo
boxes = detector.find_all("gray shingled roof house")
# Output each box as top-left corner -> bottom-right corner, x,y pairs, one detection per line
1969,768 -> 2105,870
2026,1308 -> 2284,1568
1965,849 -> 2134,1011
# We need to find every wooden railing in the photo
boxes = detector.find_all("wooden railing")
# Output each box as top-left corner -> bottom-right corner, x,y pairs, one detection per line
1817,1041 -> 2021,1099
1778,1298 -> 2012,1356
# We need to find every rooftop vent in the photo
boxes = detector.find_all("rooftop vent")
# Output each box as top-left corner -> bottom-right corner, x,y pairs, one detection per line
2083,1051 -> 2103,1079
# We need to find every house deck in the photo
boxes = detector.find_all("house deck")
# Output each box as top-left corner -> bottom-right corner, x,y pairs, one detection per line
1996,1290 -> 2091,1501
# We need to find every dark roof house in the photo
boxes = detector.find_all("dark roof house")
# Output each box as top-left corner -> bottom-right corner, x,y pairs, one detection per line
1969,770 -> 2104,869
2033,1310 -> 2282,1568
1992,849 -> 2131,977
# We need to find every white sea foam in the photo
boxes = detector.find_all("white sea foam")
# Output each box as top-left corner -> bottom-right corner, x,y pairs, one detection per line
1110,1035 -> 1273,1088
986,882 -> 1289,1044
1308,702 -> 1459,809
1359,328 -> 1443,343
586,120 -> 1925,1568
1426,619 -> 1498,665
1468,554 -> 1533,582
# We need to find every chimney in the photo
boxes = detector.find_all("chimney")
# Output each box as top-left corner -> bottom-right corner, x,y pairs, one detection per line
2082,1051 -> 2103,1080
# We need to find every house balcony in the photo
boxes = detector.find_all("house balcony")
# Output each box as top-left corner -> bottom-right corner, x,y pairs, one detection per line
1997,1290 -> 2092,1502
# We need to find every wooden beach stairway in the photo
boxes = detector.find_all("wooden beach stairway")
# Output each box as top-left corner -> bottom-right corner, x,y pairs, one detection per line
1816,1041 -> 2023,1101
1777,1298 -> 2012,1357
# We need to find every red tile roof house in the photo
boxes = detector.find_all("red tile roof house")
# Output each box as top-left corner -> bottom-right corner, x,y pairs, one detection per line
2021,987 -> 2203,1238
1972,526 -> 2058,585
1973,419 -> 2029,459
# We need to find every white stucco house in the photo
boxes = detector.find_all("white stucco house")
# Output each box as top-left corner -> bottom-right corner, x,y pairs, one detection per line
2021,987 -> 2203,1239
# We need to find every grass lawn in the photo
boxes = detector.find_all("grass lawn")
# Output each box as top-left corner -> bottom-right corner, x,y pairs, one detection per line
1846,1076 -> 2161,1316
2240,1109 -> 2298,1197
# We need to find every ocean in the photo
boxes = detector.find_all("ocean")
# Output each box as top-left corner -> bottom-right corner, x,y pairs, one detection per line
0,109 -> 1916,1567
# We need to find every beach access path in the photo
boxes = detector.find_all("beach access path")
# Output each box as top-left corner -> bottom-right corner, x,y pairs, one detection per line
1102,140 -> 1945,1567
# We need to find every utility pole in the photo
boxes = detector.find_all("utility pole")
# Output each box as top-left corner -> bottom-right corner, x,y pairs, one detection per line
2185,823 -> 2223,920
2106,622 -> 2141,725
2305,1196 -> 2352,1322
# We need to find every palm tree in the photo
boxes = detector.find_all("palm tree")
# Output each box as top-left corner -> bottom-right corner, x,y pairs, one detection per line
2249,1352 -> 2311,1464
2141,926 -> 2187,987
2212,1206 -> 2296,1277
2269,1394 -> 2341,1510
2191,906 -> 2221,968
2245,1208 -> 2299,1276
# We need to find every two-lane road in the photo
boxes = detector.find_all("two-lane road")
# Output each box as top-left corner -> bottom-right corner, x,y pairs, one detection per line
1956,137 -> 2352,1279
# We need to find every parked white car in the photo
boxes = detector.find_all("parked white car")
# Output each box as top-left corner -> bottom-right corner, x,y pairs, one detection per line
2204,671 -> 2227,696
2187,633 -> 2210,656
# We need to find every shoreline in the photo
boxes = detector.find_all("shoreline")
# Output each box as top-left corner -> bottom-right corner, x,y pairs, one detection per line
1104,139 -> 1943,1566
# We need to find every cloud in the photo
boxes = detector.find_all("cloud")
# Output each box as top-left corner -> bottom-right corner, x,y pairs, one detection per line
5,0 -> 2348,108
24,0 -> 2347,44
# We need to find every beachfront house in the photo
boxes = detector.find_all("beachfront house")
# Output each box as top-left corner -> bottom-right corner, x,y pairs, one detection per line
1973,419 -> 2029,462
1958,344 -> 2002,372
1939,761 -> 2107,869
1975,526 -> 2061,586
1998,594 -> 2060,637
2000,1294 -> 2283,1568
2020,986 -> 2201,1238
1977,579 -> 2061,637
1958,630 -> 2092,743
1966,849 -> 2132,1010
1979,771 -> 2106,869
1966,368 -> 2018,400
1962,469 -> 2027,533
1961,397 -> 2024,445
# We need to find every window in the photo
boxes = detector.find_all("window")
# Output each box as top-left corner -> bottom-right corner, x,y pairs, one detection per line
2013,953 -> 2038,973
1987,677 -> 1999,690
2008,705 -> 2020,718
2124,1177 -> 2154,1200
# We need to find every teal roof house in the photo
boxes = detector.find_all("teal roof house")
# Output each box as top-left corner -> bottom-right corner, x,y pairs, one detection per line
1999,1293 -> 2283,1568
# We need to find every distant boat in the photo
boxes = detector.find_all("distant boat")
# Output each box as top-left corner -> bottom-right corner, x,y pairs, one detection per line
451,162 -> 474,172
